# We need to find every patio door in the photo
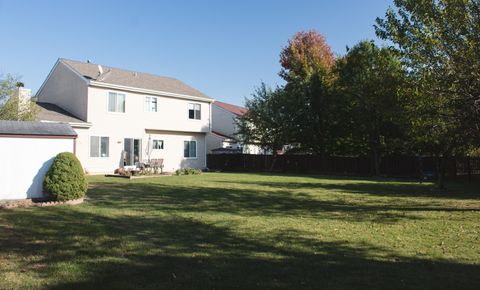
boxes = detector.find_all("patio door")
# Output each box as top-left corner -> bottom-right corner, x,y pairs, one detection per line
124,138 -> 142,166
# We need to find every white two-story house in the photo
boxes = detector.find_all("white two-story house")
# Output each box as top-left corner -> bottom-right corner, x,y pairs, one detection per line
36,58 -> 213,173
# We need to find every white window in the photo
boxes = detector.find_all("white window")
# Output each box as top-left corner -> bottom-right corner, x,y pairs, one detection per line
144,96 -> 158,112
108,92 -> 126,113
90,136 -> 109,157
184,140 -> 197,158
153,139 -> 164,149
188,103 -> 201,120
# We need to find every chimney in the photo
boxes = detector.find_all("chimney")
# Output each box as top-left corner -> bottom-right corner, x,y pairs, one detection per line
13,87 -> 32,116
98,64 -> 104,75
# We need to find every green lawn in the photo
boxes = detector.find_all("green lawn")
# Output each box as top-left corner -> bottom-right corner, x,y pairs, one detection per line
1,173 -> 479,289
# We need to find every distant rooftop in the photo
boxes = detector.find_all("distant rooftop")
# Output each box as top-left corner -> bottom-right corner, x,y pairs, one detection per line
60,58 -> 212,100
0,120 -> 77,137
214,100 -> 247,116
211,130 -> 236,140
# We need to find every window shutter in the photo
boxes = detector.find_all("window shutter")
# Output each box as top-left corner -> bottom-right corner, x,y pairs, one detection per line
184,141 -> 189,157
90,136 -> 99,157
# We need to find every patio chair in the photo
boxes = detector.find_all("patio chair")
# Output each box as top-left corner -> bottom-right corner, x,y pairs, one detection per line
150,158 -> 164,174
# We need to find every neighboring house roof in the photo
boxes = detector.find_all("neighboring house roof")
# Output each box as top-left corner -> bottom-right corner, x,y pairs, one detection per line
0,120 -> 77,137
214,101 -> 247,116
35,102 -> 86,124
211,130 -> 237,141
60,58 -> 212,100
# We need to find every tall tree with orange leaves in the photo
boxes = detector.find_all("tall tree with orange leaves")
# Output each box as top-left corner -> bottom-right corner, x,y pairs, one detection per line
279,30 -> 340,154
279,30 -> 335,81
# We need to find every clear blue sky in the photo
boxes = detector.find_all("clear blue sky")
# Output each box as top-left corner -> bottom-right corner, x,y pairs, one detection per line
0,0 -> 393,106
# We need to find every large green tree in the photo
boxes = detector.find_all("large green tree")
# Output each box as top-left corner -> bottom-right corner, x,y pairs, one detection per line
236,83 -> 291,159
335,41 -> 407,175
375,0 -> 480,187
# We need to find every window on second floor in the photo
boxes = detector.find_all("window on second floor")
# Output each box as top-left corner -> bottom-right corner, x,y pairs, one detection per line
144,96 -> 158,112
108,92 -> 126,113
188,103 -> 201,120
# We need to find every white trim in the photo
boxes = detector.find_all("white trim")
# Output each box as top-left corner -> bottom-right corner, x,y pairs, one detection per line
89,135 -> 110,158
39,120 -> 92,128
188,102 -> 202,121
90,81 -> 214,103
69,122 -> 92,128
209,102 -> 212,132
145,128 -> 208,135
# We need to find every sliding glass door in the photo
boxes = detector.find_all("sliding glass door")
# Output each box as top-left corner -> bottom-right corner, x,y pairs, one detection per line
124,138 -> 142,166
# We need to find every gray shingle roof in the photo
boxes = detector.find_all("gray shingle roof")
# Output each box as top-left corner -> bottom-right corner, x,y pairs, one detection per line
35,102 -> 86,123
0,120 -> 77,137
60,58 -> 212,100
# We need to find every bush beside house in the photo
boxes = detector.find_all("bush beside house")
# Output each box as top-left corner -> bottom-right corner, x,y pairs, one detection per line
175,168 -> 202,176
43,152 -> 87,201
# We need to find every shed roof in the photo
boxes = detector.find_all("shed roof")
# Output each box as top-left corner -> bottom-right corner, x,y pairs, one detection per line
0,120 -> 77,137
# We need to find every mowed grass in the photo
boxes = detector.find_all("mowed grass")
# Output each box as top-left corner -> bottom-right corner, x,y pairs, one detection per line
0,173 -> 479,289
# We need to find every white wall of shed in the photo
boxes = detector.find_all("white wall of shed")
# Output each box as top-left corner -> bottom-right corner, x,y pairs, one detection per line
0,137 -> 75,200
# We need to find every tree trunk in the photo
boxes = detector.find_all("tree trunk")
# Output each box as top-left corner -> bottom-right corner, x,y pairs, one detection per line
270,151 -> 278,171
372,147 -> 381,176
435,156 -> 446,189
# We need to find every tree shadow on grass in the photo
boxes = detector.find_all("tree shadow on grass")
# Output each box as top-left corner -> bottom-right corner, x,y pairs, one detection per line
0,207 -> 478,290
87,180 -> 478,224
214,173 -> 480,200
85,183 -> 428,223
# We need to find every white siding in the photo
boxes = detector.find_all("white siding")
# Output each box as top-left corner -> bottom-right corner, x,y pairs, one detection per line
211,104 -> 237,136
87,86 -> 210,133
70,86 -> 211,173
0,137 -> 75,200
37,61 -> 89,121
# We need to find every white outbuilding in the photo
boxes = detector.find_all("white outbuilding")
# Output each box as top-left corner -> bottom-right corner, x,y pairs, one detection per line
0,120 -> 77,200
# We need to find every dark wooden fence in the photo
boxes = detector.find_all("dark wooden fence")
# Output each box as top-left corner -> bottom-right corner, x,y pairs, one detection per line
207,154 -> 480,178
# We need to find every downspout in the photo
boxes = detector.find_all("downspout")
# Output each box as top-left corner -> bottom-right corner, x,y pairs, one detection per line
73,137 -> 77,156
206,102 -> 212,168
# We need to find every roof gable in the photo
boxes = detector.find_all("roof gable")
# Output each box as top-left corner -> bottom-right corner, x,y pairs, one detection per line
60,59 -> 212,100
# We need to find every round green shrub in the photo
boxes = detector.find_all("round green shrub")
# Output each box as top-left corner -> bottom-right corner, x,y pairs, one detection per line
43,152 -> 88,201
